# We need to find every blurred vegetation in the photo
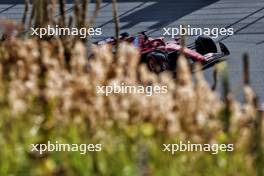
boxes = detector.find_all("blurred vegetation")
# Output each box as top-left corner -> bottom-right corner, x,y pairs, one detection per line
0,0 -> 264,176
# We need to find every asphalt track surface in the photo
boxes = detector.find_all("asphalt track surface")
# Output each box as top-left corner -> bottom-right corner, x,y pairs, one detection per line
0,0 -> 264,104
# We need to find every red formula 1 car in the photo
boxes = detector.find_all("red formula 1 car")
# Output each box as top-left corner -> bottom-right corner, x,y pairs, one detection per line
94,31 -> 230,73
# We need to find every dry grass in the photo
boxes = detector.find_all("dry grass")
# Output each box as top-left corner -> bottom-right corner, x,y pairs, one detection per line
0,36 -> 263,175
0,0 -> 263,175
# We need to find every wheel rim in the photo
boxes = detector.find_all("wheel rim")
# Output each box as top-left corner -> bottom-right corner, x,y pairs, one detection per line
148,57 -> 157,72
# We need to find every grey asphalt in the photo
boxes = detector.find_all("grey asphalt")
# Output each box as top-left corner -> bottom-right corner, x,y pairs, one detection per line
0,0 -> 264,104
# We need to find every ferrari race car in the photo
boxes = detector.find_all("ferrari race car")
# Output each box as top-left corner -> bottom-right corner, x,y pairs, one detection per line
94,31 -> 230,73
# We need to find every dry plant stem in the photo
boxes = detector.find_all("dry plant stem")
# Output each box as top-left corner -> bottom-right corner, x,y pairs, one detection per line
89,0 -> 101,26
92,152 -> 100,175
180,27 -> 186,50
243,53 -> 250,86
81,0 -> 88,28
112,0 -> 120,60
43,1 -> 49,26
212,66 -> 218,90
49,0 -> 57,25
59,0 -> 66,27
35,40 -> 49,133
73,0 -> 81,43
22,0 -> 29,30
250,97 -> 264,176
35,0 -> 44,28
222,66 -> 230,99
222,67 -> 231,133
138,145 -> 150,176
68,15 -> 73,28
28,0 -> 35,28
80,0 -> 88,43
176,33 -> 187,80
83,0 -> 101,44
74,0 -> 81,28
179,24 -> 187,60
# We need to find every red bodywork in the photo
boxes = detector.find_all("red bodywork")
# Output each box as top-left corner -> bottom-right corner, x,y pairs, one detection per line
105,33 -> 207,62
140,38 -> 206,62
95,32 -> 230,72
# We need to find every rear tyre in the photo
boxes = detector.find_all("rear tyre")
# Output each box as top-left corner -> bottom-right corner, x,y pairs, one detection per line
146,52 -> 168,73
195,35 -> 217,55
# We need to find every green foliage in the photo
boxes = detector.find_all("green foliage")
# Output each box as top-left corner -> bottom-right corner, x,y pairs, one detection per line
0,103 -> 261,175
